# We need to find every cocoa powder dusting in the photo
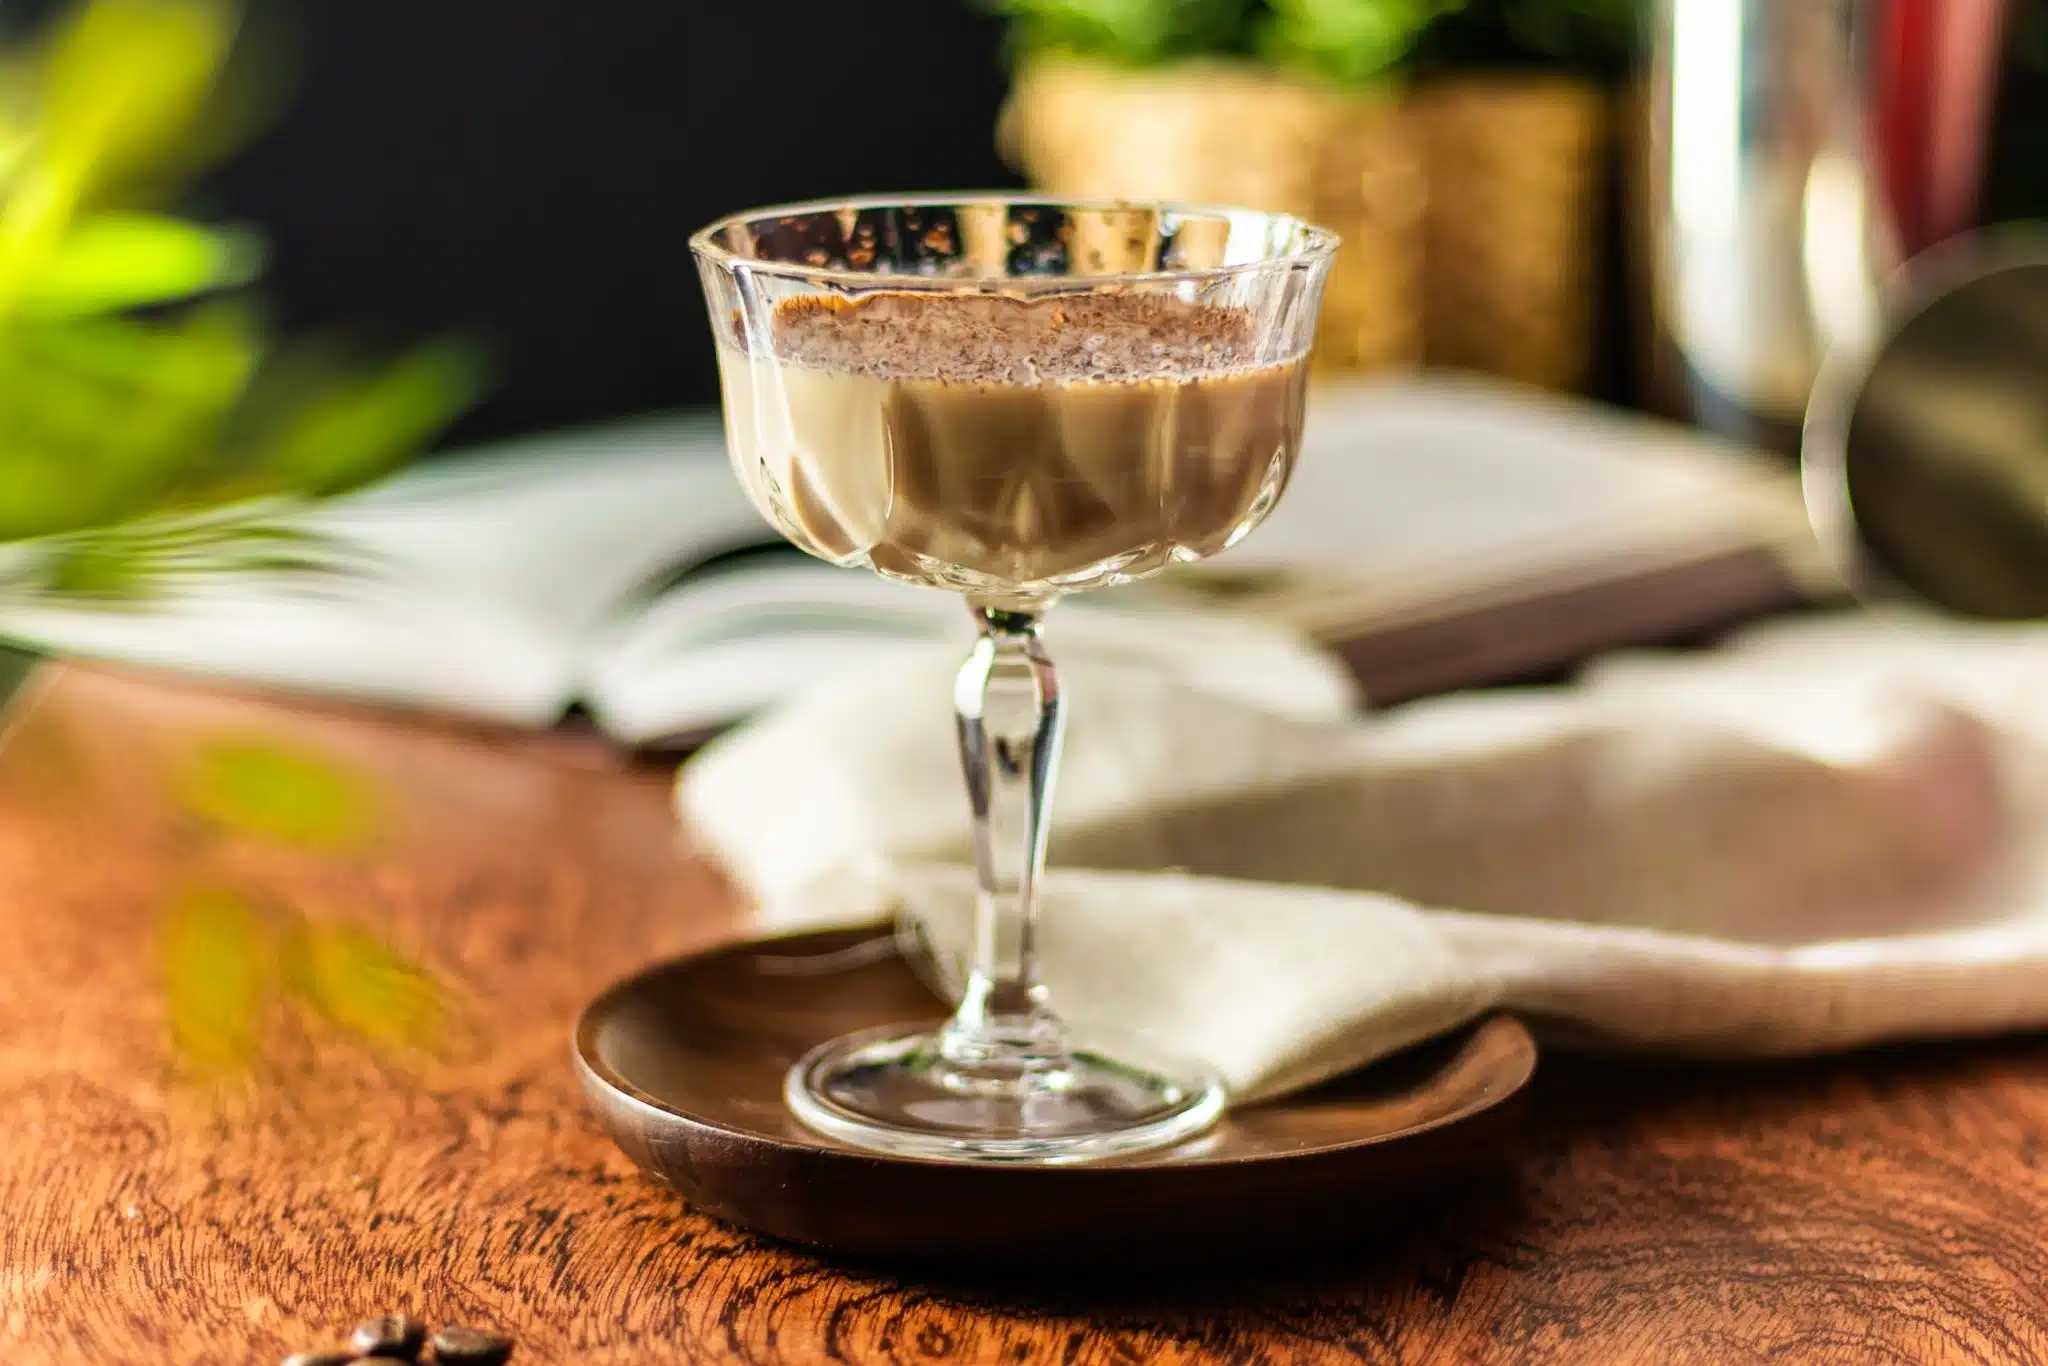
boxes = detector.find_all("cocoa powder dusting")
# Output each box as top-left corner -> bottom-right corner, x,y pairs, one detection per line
764,292 -> 1266,385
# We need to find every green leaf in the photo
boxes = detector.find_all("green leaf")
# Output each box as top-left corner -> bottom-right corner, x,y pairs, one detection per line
159,884 -> 271,1074
19,301 -> 261,404
178,735 -> 377,850
15,212 -> 262,318
39,537 -> 152,597
0,439 -> 136,540
38,0 -> 238,203
0,309 -> 260,539
0,55 -> 42,191
0,1 -> 233,312
34,511 -> 362,602
253,339 -> 486,496
993,0 -> 1256,64
1257,0 -> 1463,84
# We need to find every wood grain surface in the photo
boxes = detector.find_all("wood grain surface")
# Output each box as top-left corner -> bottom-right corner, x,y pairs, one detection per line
6,664 -> 2048,1365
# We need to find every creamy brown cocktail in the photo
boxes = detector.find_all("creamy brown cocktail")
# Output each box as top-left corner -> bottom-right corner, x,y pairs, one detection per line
716,290 -> 1310,605
692,195 -> 1335,1165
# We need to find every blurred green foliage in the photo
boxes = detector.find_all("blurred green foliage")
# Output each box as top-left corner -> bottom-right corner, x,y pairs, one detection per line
1259,0 -> 1463,84
993,0 -> 1258,64
991,0 -> 1644,81
0,0 -> 483,603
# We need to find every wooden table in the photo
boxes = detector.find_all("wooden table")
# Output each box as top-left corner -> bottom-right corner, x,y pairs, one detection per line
7,664 -> 2048,1365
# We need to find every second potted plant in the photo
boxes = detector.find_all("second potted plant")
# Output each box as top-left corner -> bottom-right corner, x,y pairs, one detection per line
994,0 -> 1640,391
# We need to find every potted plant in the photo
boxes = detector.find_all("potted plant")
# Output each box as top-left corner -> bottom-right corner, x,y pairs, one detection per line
993,0 -> 1640,390
1402,0 -> 1636,390
996,1 -> 1433,374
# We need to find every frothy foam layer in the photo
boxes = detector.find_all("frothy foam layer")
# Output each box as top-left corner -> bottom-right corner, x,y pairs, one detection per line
763,292 -> 1268,385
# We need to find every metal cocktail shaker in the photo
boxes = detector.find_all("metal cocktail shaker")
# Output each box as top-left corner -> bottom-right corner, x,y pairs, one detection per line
1647,0 -> 2046,619
1642,0 -> 2010,449
1802,236 -> 2048,621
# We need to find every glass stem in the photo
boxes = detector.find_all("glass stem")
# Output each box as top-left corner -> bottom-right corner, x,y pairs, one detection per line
941,603 -> 1066,1068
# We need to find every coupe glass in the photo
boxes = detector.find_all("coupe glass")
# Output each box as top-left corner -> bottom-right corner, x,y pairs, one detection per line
691,194 -> 1335,1164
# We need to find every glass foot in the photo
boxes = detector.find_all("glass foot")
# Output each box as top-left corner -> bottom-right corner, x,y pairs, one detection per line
785,1022 -> 1226,1165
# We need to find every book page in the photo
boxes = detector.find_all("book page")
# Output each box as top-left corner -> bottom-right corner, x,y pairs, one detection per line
1168,374 -> 1816,631
585,376 -> 1818,740
583,561 -> 1362,747
0,413 -> 772,727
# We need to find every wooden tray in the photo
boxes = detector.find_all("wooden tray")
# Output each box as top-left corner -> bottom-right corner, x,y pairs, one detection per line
574,927 -> 1537,1266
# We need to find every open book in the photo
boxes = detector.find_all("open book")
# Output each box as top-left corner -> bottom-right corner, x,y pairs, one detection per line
0,375 -> 1826,746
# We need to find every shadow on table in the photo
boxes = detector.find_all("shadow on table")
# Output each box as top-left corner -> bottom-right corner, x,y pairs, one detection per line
1526,1032 -> 2048,1148
833,1166 -> 1537,1299
846,1030 -> 2048,1312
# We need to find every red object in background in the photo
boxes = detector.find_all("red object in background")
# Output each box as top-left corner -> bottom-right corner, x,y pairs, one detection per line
1871,0 -> 1936,254
1870,0 -> 2010,258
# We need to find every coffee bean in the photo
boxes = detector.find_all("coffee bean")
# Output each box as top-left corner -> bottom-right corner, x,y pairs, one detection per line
351,1313 -> 428,1359
281,1351 -> 357,1366
430,1324 -> 514,1365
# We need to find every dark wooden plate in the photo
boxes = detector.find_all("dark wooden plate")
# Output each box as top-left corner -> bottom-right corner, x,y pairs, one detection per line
574,927 -> 1537,1267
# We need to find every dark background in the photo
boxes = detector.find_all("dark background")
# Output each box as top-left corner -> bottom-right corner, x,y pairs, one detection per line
193,0 -> 1020,447
18,0 -> 2046,453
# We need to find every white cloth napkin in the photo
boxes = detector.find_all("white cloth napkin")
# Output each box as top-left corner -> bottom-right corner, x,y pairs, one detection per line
679,607 -> 2048,1103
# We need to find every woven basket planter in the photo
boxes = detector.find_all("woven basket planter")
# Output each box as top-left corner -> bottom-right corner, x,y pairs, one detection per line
1410,76 -> 1608,391
1000,57 -> 1426,374
1002,60 -> 1609,391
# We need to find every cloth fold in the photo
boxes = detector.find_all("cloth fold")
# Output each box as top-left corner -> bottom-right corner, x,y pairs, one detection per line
679,607 -> 2048,1103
